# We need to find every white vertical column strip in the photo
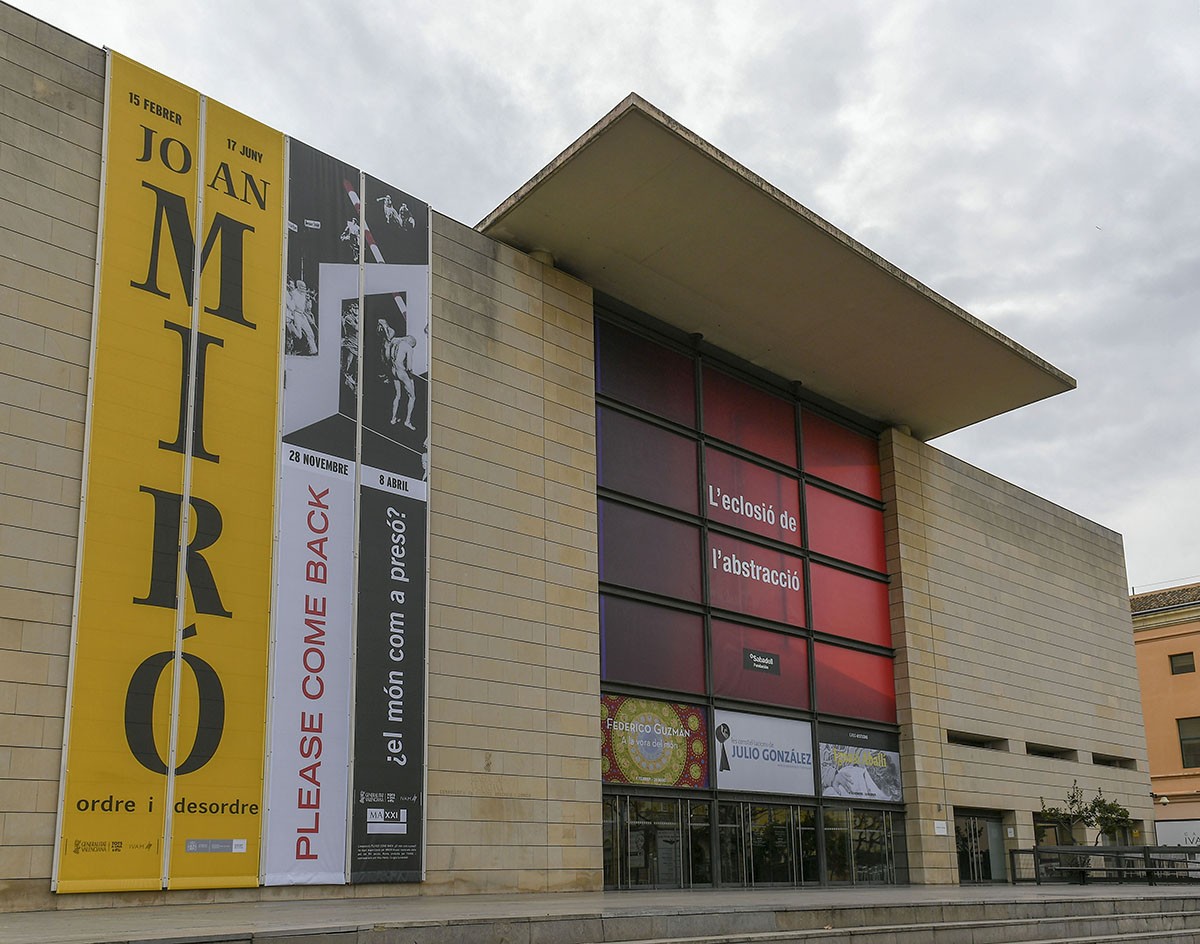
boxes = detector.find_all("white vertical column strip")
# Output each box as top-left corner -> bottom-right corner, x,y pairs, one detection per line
344,168 -> 368,882
419,204 -> 432,880
160,92 -> 209,889
259,135 -> 292,886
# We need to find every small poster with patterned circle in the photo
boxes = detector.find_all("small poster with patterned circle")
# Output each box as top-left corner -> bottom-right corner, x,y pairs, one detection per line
601,694 -> 708,788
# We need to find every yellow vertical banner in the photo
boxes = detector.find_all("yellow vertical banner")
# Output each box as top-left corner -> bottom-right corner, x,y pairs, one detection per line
55,52 -> 283,893
56,53 -> 201,893
166,99 -> 283,889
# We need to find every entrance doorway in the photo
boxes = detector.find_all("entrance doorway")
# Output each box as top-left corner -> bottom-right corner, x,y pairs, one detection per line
955,811 -> 1007,883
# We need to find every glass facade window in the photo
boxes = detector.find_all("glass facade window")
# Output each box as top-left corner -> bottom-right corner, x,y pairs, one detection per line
604,797 -> 903,887
717,801 -> 747,886
702,365 -> 797,466
599,499 -> 702,602
809,563 -> 891,647
805,485 -> 887,573
795,807 -> 819,884
711,621 -> 809,710
749,804 -> 795,884
626,796 -> 684,887
598,406 -> 699,513
801,408 -> 882,500
595,319 -> 696,426
595,315 -> 902,890
814,643 -> 897,724
703,446 -> 801,545
707,532 -> 806,627
600,596 -> 705,694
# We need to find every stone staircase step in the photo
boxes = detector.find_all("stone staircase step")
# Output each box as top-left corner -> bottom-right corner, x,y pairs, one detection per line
596,908 -> 1200,944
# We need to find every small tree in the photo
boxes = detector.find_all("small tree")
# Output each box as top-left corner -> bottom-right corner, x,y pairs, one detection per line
1039,781 -> 1133,846
1039,780 -> 1092,845
1091,790 -> 1134,845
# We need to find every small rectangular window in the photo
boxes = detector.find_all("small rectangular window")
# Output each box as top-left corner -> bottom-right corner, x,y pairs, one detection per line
1092,753 -> 1137,770
1026,743 -> 1078,761
947,730 -> 1009,751
1179,718 -> 1200,768
1170,652 -> 1195,675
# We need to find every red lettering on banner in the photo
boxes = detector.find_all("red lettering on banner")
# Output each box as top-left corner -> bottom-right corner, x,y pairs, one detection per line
297,786 -> 320,809
295,484 -> 330,857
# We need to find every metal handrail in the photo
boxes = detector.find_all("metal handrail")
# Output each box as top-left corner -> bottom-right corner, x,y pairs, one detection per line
1010,845 -> 1200,885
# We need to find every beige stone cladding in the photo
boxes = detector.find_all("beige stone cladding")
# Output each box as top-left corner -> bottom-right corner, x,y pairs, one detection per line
882,428 -> 1151,884
0,4 -> 600,911
425,215 -> 600,894
0,2 -> 104,912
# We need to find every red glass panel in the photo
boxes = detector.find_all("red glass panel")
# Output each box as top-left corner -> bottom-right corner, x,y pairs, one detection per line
599,499 -> 702,602
702,366 -> 797,466
814,642 -> 896,724
711,620 -> 809,709
805,485 -> 887,573
595,320 -> 695,426
704,447 -> 801,546
801,409 -> 881,499
809,564 -> 891,647
598,407 -> 698,513
707,532 -> 806,627
600,596 -> 705,693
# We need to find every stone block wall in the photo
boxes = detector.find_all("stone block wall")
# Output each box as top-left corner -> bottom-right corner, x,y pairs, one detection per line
882,428 -> 1151,883
0,3 -> 104,909
424,216 -> 600,894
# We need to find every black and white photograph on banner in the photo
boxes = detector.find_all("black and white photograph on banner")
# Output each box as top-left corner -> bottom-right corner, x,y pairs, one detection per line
282,139 -> 362,459
361,175 -> 431,484
818,724 -> 902,802
362,291 -> 428,483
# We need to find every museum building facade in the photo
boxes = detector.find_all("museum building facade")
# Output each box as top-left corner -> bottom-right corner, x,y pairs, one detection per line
0,3 -> 1152,910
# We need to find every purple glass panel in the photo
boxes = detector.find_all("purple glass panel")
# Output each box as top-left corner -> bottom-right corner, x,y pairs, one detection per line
598,407 -> 698,513
599,499 -> 702,602
595,320 -> 695,426
600,596 -> 705,693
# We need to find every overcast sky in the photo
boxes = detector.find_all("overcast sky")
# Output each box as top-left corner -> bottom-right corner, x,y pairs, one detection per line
21,0 -> 1200,592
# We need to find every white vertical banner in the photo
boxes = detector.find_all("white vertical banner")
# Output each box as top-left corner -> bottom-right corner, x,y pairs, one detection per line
263,452 -> 356,883
262,140 -> 363,884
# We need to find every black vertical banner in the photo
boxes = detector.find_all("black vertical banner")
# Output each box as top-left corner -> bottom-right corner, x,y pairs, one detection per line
350,175 -> 430,882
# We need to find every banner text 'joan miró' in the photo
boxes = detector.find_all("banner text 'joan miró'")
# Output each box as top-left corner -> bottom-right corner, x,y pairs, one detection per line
54,52 -> 430,893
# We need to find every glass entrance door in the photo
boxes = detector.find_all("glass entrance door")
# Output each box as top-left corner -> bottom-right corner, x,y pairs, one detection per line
955,812 -> 1006,883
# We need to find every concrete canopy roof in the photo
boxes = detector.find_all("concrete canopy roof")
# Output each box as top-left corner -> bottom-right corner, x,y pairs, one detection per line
478,95 -> 1075,441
